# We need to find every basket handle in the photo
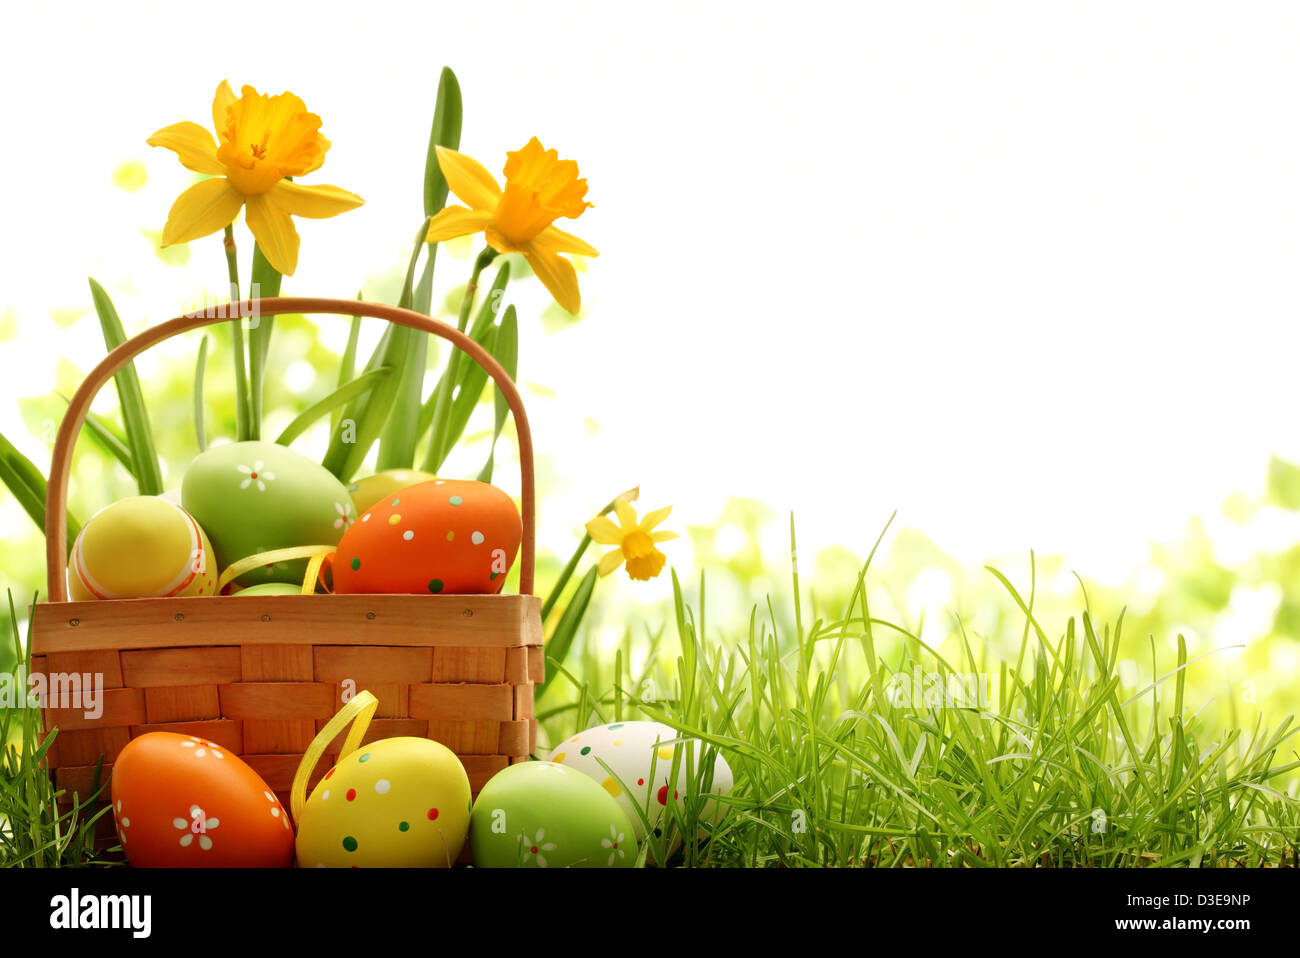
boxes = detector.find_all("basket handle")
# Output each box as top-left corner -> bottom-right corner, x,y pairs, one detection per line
43,296 -> 536,601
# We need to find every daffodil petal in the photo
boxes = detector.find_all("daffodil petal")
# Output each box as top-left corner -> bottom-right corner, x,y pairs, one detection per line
597,549 -> 624,577
586,516 -> 623,545
522,247 -> 582,315
614,499 -> 637,530
212,80 -> 236,137
640,505 -> 673,532
146,122 -> 225,176
426,205 -> 494,243
435,146 -> 503,210
269,181 -> 365,219
245,194 -> 301,276
651,531 -> 679,543
160,178 -> 244,247
533,224 -> 599,258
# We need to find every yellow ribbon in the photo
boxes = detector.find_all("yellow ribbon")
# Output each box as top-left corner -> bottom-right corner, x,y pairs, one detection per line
216,545 -> 337,595
292,690 -> 378,823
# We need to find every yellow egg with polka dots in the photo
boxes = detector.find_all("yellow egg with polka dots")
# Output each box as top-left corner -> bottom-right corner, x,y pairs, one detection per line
547,721 -> 734,850
295,737 -> 472,867
68,496 -> 218,600
346,469 -> 438,514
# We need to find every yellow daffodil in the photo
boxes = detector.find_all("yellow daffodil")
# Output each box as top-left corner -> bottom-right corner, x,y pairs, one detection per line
586,502 -> 678,581
426,138 -> 597,314
147,81 -> 364,276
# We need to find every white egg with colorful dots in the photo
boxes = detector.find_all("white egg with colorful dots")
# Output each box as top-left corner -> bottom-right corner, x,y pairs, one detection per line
547,721 -> 733,848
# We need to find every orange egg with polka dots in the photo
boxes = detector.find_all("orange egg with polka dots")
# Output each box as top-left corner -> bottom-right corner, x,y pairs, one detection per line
331,479 -> 521,594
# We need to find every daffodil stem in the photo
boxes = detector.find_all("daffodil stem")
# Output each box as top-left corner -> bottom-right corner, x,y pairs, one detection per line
541,533 -> 593,624
224,225 -> 251,443
423,246 -> 499,470
540,489 -> 634,623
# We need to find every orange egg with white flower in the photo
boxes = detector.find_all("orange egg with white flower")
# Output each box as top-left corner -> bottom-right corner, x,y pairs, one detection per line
111,732 -> 295,868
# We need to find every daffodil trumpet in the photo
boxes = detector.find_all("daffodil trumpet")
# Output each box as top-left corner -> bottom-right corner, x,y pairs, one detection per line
586,502 -> 679,582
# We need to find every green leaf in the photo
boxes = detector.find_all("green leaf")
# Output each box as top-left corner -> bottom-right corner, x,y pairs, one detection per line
247,243 -> 283,441
276,367 -> 394,447
193,335 -> 211,453
536,566 -> 599,700
321,321 -> 394,478
418,322 -> 498,473
378,223 -> 436,470
0,430 -> 79,551
321,322 -> 411,483
414,253 -> 437,316
424,67 -> 463,218
418,261 -> 510,471
437,326 -> 495,464
478,304 -> 518,483
332,311 -> 363,435
56,394 -> 133,476
87,278 -> 163,495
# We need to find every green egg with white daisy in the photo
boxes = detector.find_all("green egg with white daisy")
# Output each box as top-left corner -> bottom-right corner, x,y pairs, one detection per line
470,761 -> 636,868
181,440 -> 356,588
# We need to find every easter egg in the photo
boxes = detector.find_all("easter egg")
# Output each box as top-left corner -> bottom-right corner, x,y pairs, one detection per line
233,582 -> 302,596
548,721 -> 733,846
347,469 -> 438,514
110,732 -> 294,867
331,479 -> 521,595
295,737 -> 471,867
182,440 -> 356,587
470,762 -> 637,868
68,496 -> 217,600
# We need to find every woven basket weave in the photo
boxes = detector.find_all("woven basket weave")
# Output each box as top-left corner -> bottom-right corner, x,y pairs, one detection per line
29,297 -> 543,840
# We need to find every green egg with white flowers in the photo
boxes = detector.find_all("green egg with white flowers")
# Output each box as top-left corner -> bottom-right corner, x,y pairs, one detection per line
470,761 -> 637,868
182,441 -> 356,588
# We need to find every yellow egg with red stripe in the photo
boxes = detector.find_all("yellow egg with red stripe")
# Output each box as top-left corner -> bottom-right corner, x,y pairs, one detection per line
69,496 -> 217,601
332,479 -> 521,595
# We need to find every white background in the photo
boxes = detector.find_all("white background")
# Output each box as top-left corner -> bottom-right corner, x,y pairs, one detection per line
2,1 -> 1299,592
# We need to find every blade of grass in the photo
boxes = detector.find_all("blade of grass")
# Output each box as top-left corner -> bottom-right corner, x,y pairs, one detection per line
536,565 -> 598,701
424,67 -> 463,218
478,304 -> 518,483
322,225 -> 426,481
275,367 -> 393,447
55,395 -> 133,476
331,308 -> 363,436
0,432 -> 79,551
420,247 -> 499,473
415,261 -> 510,443
377,221 -> 435,470
193,334 -> 211,452
87,278 -> 162,494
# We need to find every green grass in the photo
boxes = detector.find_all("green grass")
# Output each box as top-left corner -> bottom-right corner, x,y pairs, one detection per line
2,524 -> 1298,868
539,523 -> 1300,867
0,595 -> 118,867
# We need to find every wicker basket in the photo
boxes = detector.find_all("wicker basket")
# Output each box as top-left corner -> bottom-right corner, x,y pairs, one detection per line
29,297 -> 543,840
